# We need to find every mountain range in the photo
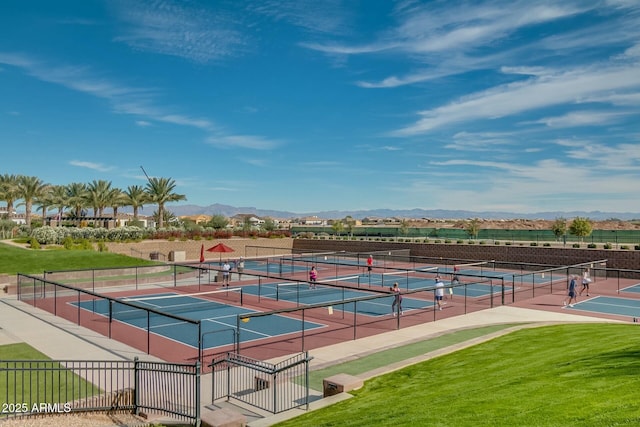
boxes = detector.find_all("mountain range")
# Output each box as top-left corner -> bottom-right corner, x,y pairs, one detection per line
167,203 -> 640,221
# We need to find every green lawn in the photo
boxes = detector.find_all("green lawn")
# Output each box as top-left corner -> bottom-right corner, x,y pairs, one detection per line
0,343 -> 101,410
306,324 -> 520,391
0,241 -> 158,275
278,324 -> 640,427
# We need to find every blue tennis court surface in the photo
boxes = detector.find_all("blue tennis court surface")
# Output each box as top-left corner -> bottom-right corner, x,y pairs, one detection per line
564,296 -> 640,317
242,260 -> 308,274
73,292 -> 324,349
621,284 -> 640,294
242,282 -> 433,316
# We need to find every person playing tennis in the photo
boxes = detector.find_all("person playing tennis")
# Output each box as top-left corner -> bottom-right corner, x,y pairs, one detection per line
309,266 -> 318,289
391,282 -> 403,316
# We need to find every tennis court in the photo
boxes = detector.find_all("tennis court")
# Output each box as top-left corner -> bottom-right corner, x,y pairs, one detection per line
73,290 -> 325,349
621,283 -> 640,294
563,296 -> 640,318
242,259 -> 308,275
241,281 -> 433,316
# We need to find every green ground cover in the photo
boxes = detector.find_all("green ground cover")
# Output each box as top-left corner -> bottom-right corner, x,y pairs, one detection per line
279,323 -> 640,427
0,241 -> 158,275
306,324 -> 520,391
0,343 -> 101,409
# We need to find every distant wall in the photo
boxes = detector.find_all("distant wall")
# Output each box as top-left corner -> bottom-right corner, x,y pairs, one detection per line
291,239 -> 640,271
105,238 -> 294,261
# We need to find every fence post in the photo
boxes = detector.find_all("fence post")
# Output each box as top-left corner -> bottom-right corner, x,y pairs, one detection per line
195,360 -> 201,424
133,357 -> 140,415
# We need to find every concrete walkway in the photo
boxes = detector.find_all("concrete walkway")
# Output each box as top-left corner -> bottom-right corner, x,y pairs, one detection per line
0,293 -> 620,426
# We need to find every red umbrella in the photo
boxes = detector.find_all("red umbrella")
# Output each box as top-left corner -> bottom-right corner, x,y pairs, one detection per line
206,242 -> 235,262
199,243 -> 205,263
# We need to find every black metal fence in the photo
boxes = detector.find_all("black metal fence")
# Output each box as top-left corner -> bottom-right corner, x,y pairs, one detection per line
0,358 -> 200,425
16,274 -> 203,363
210,352 -> 311,414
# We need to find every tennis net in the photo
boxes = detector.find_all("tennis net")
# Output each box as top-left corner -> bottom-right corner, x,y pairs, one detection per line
451,260 -> 495,275
114,288 -> 243,319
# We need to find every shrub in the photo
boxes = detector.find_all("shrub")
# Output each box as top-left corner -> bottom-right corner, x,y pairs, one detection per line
434,239 -> 441,243
445,239 -> 452,244
543,243 -> 551,247
467,240 -> 475,244
479,241 -> 486,245
572,243 -> 581,248
31,226 -> 60,245
635,244 -> 640,250
29,237 -> 41,250
494,241 -> 500,245
97,241 -> 108,252
603,243 -> 612,249
587,243 -> 597,248
530,242 -> 538,246
457,240 -> 464,244
621,245 -> 629,250
505,242 -> 512,246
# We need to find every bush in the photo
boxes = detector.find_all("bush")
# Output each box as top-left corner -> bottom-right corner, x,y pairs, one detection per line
621,245 -> 629,250
543,243 -> 551,247
29,237 -> 41,250
467,240 -> 476,244
445,239 -> 452,244
494,241 -> 500,245
573,243 -> 581,248
635,245 -> 640,250
587,243 -> 597,248
530,242 -> 538,246
603,243 -> 612,249
505,242 -> 512,246
479,241 -> 486,245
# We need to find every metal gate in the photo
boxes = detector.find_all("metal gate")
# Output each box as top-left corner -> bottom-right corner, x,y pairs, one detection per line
210,352 -> 312,414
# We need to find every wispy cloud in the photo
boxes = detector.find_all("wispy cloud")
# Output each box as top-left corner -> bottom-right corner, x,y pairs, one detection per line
249,0 -> 351,35
392,63 -> 640,135
69,160 -> 113,172
206,134 -> 280,150
111,0 -> 245,63
533,111 -> 630,128
0,52 -> 279,150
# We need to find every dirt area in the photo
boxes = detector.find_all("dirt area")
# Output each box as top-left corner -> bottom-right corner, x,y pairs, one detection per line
410,219 -> 640,230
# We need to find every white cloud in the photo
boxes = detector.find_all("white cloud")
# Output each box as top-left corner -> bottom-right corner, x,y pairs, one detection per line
534,111 -> 630,128
112,0 -> 245,63
69,160 -> 113,172
206,134 -> 280,150
135,120 -> 151,127
392,64 -> 640,135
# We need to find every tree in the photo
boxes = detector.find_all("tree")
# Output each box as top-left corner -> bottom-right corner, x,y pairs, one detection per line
551,217 -> 567,241
569,217 -> 593,242
343,215 -> 356,236
207,214 -> 229,230
66,182 -> 89,218
86,180 -> 112,217
144,177 -> 186,229
262,217 -> 276,232
17,175 -> 49,227
34,184 -> 55,223
331,220 -> 344,236
107,188 -> 128,225
465,218 -> 481,239
49,185 -> 69,225
124,185 -> 148,220
0,174 -> 21,220
399,219 -> 409,238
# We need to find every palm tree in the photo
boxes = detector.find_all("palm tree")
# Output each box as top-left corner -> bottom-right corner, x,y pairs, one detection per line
87,179 -> 112,217
49,185 -> 69,225
0,174 -> 21,220
144,177 -> 186,229
107,187 -> 128,226
66,182 -> 89,218
34,184 -> 55,224
17,175 -> 49,227
124,185 -> 148,220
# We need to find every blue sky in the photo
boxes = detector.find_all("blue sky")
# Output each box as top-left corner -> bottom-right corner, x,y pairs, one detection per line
1,0 -> 639,215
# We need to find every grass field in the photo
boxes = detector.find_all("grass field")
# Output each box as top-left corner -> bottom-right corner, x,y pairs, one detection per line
278,323 -> 640,427
0,241 -> 158,275
0,343 -> 100,410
